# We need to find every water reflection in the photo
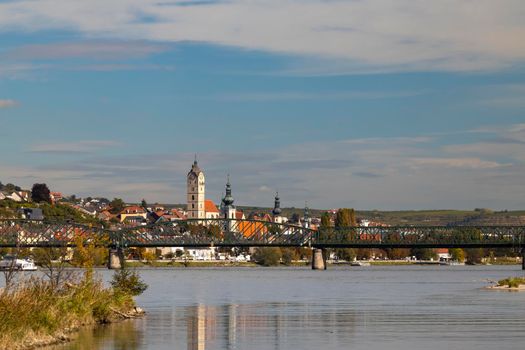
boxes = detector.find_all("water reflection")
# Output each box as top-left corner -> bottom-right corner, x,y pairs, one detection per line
182,303 -> 357,350
51,302 -> 356,350
47,267 -> 525,350
50,320 -> 143,350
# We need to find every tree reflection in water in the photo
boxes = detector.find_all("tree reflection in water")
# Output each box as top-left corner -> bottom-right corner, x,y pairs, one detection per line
48,319 -> 143,350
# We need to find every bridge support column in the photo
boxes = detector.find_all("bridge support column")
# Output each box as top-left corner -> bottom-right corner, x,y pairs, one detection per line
108,248 -> 124,270
312,249 -> 326,270
522,248 -> 525,271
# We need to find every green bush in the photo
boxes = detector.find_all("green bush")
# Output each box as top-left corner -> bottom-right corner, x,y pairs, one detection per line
497,277 -> 525,288
253,247 -> 282,266
110,268 -> 148,296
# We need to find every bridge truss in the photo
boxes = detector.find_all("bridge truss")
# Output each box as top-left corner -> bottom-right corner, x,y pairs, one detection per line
1,219 -> 524,250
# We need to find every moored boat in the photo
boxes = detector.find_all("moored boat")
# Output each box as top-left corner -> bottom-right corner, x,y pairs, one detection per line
0,255 -> 38,271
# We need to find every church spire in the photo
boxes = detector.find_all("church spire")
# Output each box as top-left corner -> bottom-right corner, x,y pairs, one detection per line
272,191 -> 282,216
303,201 -> 310,228
222,175 -> 234,207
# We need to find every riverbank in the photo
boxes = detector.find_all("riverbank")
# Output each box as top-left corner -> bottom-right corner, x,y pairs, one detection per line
121,260 -> 521,268
0,270 -> 146,350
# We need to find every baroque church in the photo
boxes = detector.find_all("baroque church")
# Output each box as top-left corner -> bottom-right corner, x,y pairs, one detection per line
186,158 -> 237,220
186,158 -> 284,223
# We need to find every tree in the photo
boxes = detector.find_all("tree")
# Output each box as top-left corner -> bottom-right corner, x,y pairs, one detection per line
3,183 -> 16,193
449,248 -> 465,262
385,248 -> 411,260
465,248 -> 484,264
253,247 -> 282,266
411,248 -> 437,261
281,248 -> 298,265
335,248 -> 356,261
111,268 -> 148,296
335,208 -> 356,228
31,183 -> 51,203
110,198 -> 125,214
320,212 -> 332,228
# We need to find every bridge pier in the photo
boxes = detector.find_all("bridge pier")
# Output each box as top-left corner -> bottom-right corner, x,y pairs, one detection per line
108,248 -> 124,269
312,249 -> 326,270
522,248 -> 525,271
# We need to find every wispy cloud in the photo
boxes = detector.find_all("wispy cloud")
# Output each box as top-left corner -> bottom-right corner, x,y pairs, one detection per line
0,0 -> 523,73
212,90 -> 425,102
0,99 -> 18,108
2,124 -> 523,209
5,41 -> 167,61
29,140 -> 121,154
409,157 -> 506,169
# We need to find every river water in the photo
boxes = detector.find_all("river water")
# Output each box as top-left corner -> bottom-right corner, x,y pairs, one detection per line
46,265 -> 525,350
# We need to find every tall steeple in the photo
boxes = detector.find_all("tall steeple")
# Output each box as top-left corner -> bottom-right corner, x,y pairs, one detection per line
272,191 -> 282,217
303,201 -> 310,229
222,175 -> 236,220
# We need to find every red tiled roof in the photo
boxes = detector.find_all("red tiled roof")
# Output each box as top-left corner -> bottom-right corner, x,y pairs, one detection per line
204,199 -> 219,213
170,208 -> 187,219
121,206 -> 146,215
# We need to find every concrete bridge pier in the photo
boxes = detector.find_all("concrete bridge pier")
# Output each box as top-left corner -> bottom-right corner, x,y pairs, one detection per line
312,248 -> 327,270
108,248 -> 124,270
522,248 -> 525,271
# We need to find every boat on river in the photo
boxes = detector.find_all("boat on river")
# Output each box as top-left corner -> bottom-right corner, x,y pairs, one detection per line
350,261 -> 371,267
0,255 -> 38,271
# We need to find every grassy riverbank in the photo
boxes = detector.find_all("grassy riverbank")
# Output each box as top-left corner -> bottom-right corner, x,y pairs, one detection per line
0,270 -> 145,350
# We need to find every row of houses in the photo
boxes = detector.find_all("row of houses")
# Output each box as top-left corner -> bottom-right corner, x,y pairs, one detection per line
0,190 -> 63,203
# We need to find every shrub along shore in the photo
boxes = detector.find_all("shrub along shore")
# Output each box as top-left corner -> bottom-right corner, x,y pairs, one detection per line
0,268 -> 147,350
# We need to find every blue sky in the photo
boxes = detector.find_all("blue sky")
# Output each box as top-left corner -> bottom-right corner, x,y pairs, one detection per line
1,0 -> 525,210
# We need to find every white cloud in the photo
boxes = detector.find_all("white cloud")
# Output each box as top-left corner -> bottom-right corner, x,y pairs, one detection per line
3,124 -> 525,209
5,41 -> 167,61
29,140 -> 121,153
409,157 -> 505,169
0,0 -> 524,72
0,99 -> 17,108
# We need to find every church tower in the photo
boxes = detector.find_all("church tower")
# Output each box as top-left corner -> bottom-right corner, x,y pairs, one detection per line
187,157 -> 205,219
272,192 -> 283,223
221,176 -> 236,219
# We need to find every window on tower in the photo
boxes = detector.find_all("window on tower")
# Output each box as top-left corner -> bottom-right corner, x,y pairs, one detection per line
192,195 -> 195,200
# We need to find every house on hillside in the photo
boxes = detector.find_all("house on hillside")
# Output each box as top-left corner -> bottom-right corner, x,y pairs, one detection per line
119,206 -> 147,223
50,192 -> 63,203
17,208 -> 44,221
7,192 -> 23,202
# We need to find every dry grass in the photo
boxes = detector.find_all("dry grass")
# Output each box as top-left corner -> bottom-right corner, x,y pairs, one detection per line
0,271 -> 136,350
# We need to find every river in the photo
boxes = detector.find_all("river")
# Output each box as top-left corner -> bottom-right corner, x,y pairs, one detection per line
45,265 -> 525,350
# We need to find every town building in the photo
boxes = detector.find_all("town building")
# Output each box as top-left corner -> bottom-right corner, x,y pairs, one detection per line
119,205 -> 147,223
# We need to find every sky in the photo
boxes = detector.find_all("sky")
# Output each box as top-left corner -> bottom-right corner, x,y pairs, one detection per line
1,0 -> 525,210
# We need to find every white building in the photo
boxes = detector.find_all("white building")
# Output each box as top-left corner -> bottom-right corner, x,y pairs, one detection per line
187,158 -> 206,219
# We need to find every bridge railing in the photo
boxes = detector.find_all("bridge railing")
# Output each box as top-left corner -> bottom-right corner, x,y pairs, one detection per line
313,226 -> 525,248
117,218 -> 314,247
1,219 -> 524,249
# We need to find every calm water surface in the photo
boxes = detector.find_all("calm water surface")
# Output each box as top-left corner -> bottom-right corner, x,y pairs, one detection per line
49,266 -> 525,350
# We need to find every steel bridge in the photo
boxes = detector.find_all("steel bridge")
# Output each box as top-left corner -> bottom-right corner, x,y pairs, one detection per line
1,219 -> 524,269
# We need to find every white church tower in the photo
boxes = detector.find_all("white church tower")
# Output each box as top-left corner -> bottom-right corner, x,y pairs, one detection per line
187,157 -> 205,219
